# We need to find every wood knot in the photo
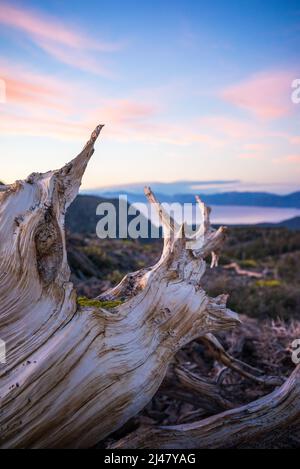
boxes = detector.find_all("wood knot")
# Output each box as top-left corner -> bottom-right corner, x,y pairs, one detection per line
34,207 -> 63,286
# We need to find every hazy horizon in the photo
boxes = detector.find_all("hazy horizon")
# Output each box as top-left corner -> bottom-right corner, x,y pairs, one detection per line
82,179 -> 300,196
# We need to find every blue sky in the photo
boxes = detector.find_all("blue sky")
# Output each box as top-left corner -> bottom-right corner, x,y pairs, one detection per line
0,0 -> 299,193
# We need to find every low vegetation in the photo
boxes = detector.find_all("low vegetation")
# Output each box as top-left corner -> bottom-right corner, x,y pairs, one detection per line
77,296 -> 123,309
67,226 -> 300,321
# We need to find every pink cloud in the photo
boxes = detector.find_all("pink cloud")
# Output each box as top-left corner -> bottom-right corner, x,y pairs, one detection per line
290,136 -> 300,145
238,142 -> 269,159
120,122 -> 215,146
0,111 -> 89,140
198,115 -> 283,161
264,131 -> 300,146
87,100 -> 215,145
199,115 -> 262,139
0,3 -> 84,48
0,63 -> 72,112
221,71 -> 294,120
238,153 -> 260,159
96,99 -> 157,124
273,154 -> 300,165
284,155 -> 300,163
243,143 -> 267,151
0,69 -> 163,141
0,86 -> 216,146
0,2 -> 123,74
2,65 -> 288,152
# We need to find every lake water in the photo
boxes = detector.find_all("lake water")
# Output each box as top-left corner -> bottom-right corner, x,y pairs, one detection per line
133,203 -> 300,226
202,205 -> 300,225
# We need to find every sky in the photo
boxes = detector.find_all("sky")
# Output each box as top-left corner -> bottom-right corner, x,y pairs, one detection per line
0,0 -> 300,193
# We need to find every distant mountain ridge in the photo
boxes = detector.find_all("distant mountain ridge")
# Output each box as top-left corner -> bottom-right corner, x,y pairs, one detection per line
257,216 -> 300,230
88,180 -> 240,196
95,190 -> 300,209
66,194 -> 300,237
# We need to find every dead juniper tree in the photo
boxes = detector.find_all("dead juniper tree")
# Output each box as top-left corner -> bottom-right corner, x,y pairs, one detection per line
0,126 -> 299,448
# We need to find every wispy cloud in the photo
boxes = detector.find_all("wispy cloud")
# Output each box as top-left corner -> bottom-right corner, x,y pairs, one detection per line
87,100 -> 216,146
0,62 -> 86,139
221,71 -> 295,120
198,115 -> 285,161
273,154 -> 300,167
36,41 -> 113,77
0,57 -> 298,160
199,115 -> 262,139
283,155 -> 300,163
238,143 -> 269,159
0,62 -> 72,112
0,69 -> 216,146
0,111 -> 90,140
0,2 -> 123,75
94,99 -> 157,125
289,136 -> 300,145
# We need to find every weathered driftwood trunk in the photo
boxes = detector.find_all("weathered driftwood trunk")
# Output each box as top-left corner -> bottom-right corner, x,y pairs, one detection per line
0,126 -> 240,448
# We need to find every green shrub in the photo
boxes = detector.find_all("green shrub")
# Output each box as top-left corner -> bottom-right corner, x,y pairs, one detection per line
77,296 -> 123,309
240,259 -> 258,268
255,279 -> 281,288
